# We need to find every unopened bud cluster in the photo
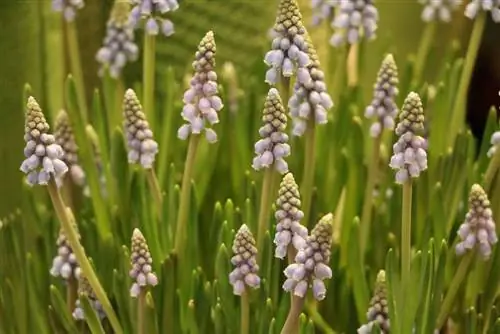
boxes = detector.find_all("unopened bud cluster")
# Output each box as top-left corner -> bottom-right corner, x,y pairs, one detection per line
129,0 -> 178,36
73,276 -> 106,321
229,225 -> 261,295
357,271 -> 390,333
330,0 -> 379,47
50,227 -> 81,281
129,229 -> 158,297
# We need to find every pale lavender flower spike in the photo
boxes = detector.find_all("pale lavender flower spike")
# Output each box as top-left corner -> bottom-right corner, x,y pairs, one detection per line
330,0 -> 379,47
274,173 -> 308,259
20,97 -> 68,186
129,228 -> 158,297
487,131 -> 500,157
419,0 -> 462,22
465,0 -> 500,22
229,224 -> 261,295
129,0 -> 178,36
52,0 -> 84,22
456,184 -> 498,259
283,213 -> 333,301
96,1 -> 139,78
178,31 -> 223,144
123,89 -> 159,169
365,54 -> 399,138
252,88 -> 291,174
73,276 -> 106,321
389,92 -> 428,184
289,35 -> 333,136
264,0 -> 311,85
357,270 -> 390,334
50,227 -> 81,281
311,0 -> 335,26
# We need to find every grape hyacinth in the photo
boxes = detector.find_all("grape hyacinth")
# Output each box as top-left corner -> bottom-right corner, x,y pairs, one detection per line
465,0 -> 500,22
487,131 -> 500,157
264,0 -> 311,85
288,36 -> 333,136
129,228 -> 158,297
50,227 -> 81,281
96,1 -> 139,78
54,110 -> 85,186
229,225 -> 261,295
20,97 -> 68,186
365,54 -> 399,138
73,276 -> 106,321
283,213 -> 333,300
252,88 -> 291,174
274,173 -> 308,259
389,92 -> 428,184
357,270 -> 390,334
456,184 -> 498,259
330,0 -> 379,47
52,0 -> 84,22
311,0 -> 334,26
419,0 -> 462,22
123,89 -> 159,169
129,0 -> 179,36
178,31 -> 223,143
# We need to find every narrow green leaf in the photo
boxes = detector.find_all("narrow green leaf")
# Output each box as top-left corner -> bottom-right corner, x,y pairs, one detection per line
49,285 -> 79,333
79,294 -> 106,334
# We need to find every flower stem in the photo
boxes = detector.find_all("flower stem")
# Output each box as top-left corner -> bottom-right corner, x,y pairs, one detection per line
174,135 -> 200,256
280,295 -> 305,334
281,77 -> 290,110
240,291 -> 250,334
257,168 -> 275,256
67,276 -> 77,314
143,33 -> 156,129
66,20 -> 88,123
436,251 -> 474,329
360,135 -> 381,255
287,246 -> 297,266
146,168 -> 163,212
448,12 -> 486,146
137,290 -> 145,334
47,179 -> 123,334
484,148 -> 500,193
401,180 -> 412,295
347,43 -> 359,87
301,120 -> 317,228
412,22 -> 436,88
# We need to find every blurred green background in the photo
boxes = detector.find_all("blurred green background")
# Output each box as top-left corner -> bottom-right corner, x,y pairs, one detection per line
1,0 -> 499,216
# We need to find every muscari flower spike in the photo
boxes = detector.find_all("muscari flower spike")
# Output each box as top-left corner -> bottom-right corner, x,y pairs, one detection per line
50,226 -> 81,281
274,173 -> 308,259
456,184 -> 498,259
229,224 -> 261,295
389,92 -> 428,184
358,270 -> 390,334
129,0 -> 178,36
20,97 -> 68,186
252,88 -> 291,174
123,89 -> 159,169
54,110 -> 85,186
330,0 -> 379,47
178,31 -> 223,143
311,0 -> 335,26
283,213 -> 333,301
129,228 -> 158,297
365,54 -> 399,138
487,131 -> 500,157
264,0 -> 311,85
419,0 -> 462,22
52,0 -> 84,22
96,1 -> 139,78
465,0 -> 500,22
288,35 -> 333,136
73,275 -> 106,321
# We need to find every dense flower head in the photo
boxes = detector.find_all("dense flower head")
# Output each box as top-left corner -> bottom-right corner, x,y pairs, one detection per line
50,226 -> 81,281
20,97 -> 68,186
365,54 -> 399,138
129,0 -> 178,36
178,31 -> 223,143
264,0 -> 311,85
465,0 -> 500,22
487,131 -> 500,157
311,0 -> 335,26
129,228 -> 158,297
73,275 -> 106,321
358,270 -> 390,333
229,224 -> 261,295
288,36 -> 333,136
252,88 -> 291,174
274,173 -> 308,259
389,92 -> 428,184
52,0 -> 84,22
96,1 -> 138,78
330,0 -> 379,47
456,184 -> 498,259
123,89 -> 159,169
283,213 -> 333,300
419,0 -> 462,22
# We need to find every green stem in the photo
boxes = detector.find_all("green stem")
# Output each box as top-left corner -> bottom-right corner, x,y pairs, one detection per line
401,181 -> 413,298
301,121 -> 317,228
360,135 -> 381,255
412,22 -> 437,88
138,290 -> 145,334
67,276 -> 77,314
281,77 -> 290,110
143,33 -> 156,129
287,246 -> 297,266
436,251 -> 474,329
347,43 -> 359,87
257,168 -> 274,256
66,21 -> 88,123
174,135 -> 200,255
47,179 -> 123,334
146,168 -> 163,212
240,291 -> 250,334
448,12 -> 486,146
112,77 -> 124,137
484,148 -> 500,193
280,296 -> 305,334
305,302 -> 336,334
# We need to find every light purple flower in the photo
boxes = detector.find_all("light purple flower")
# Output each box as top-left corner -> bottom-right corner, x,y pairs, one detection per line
73,275 -> 106,321
456,184 -> 498,259
52,0 -> 84,22
330,0 -> 379,47
129,0 -> 178,36
465,0 -> 500,22
311,0 -> 335,26
129,228 -> 158,298
358,270 -> 390,333
487,131 -> 500,157
419,0 -> 462,22
229,224 -> 261,295
50,227 -> 81,281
